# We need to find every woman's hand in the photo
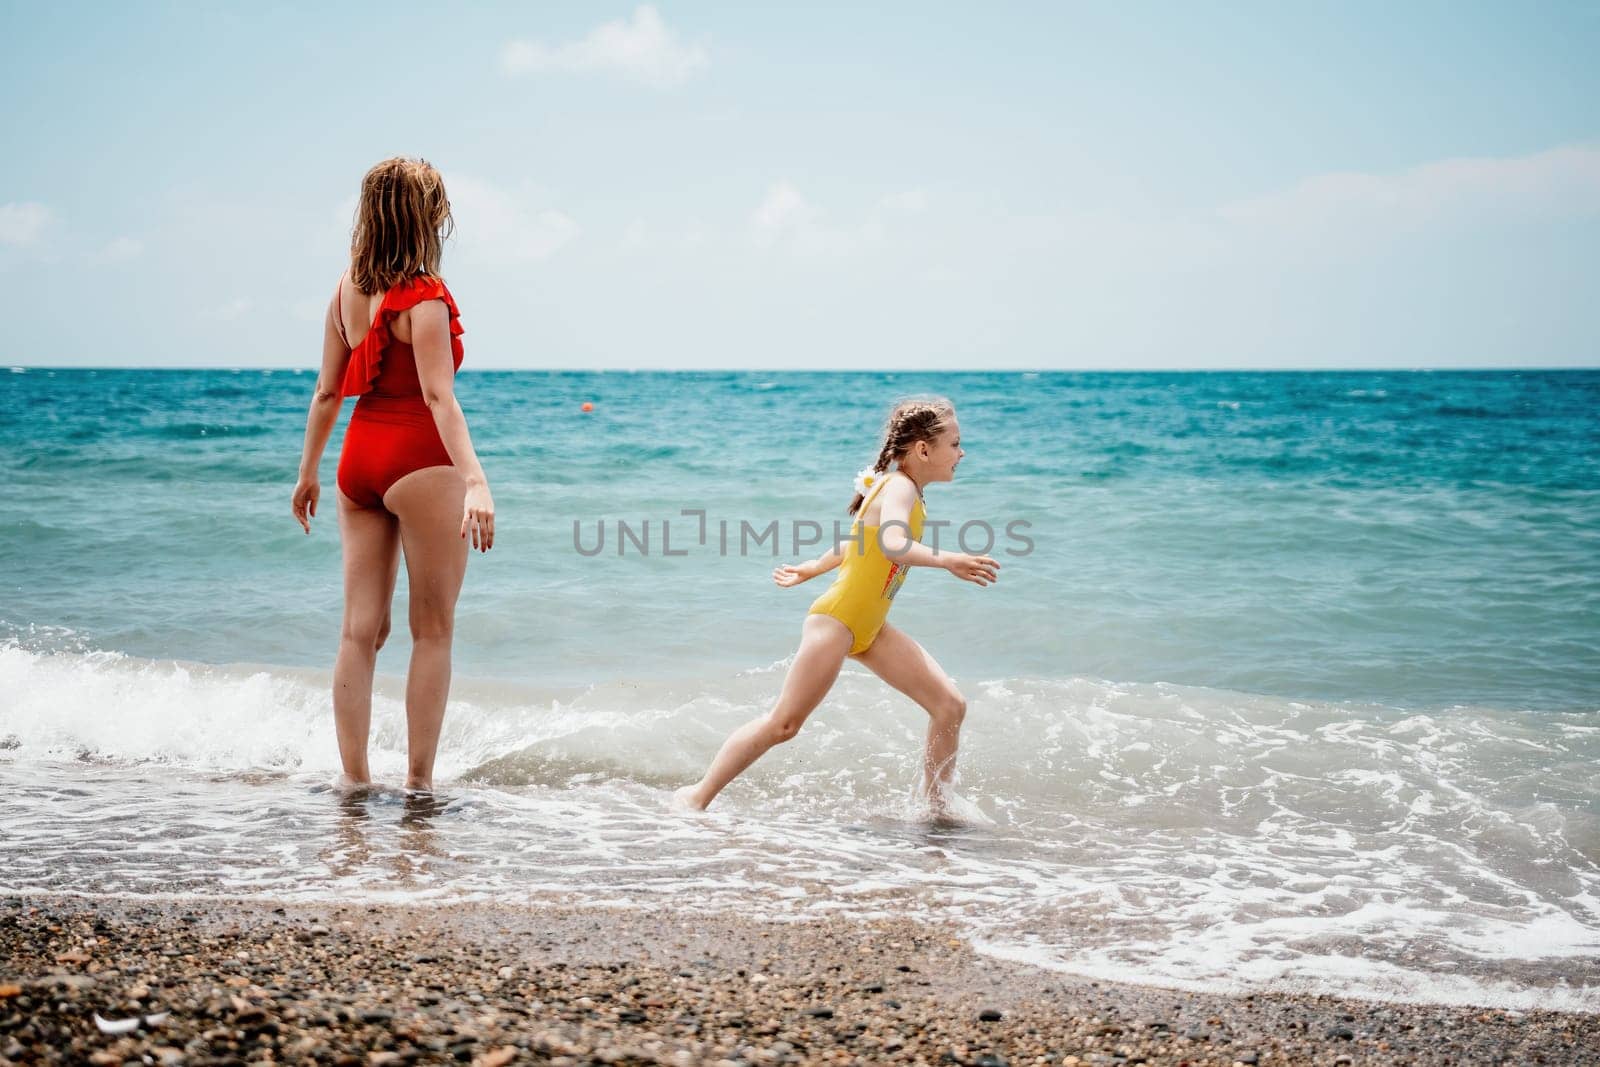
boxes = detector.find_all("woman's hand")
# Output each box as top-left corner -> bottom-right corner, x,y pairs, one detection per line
292,478 -> 320,534
943,552 -> 999,586
773,560 -> 817,587
461,480 -> 495,552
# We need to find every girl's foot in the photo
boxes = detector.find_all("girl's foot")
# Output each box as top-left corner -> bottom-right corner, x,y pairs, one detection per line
922,786 -> 996,827
671,785 -> 708,812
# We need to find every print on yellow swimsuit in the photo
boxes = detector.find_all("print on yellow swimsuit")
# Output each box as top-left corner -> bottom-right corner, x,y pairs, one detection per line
808,474 -> 927,655
881,560 -> 910,602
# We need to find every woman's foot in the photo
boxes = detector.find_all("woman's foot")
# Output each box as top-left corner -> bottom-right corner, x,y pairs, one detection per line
332,772 -> 372,796
671,785 -> 708,812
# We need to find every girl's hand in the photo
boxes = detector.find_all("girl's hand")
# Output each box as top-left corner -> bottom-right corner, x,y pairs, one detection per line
943,553 -> 999,586
461,481 -> 495,552
773,561 -> 815,587
292,478 -> 319,534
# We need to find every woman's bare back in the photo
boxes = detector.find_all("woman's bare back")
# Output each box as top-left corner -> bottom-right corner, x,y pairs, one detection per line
337,274 -> 417,349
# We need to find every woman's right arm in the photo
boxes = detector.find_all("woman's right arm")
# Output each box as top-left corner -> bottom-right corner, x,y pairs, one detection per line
291,290 -> 352,534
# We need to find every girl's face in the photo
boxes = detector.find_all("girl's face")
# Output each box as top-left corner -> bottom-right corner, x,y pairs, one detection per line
915,418 -> 964,482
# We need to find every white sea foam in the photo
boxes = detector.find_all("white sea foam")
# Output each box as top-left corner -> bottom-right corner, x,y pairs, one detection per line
2,642 -> 1598,1012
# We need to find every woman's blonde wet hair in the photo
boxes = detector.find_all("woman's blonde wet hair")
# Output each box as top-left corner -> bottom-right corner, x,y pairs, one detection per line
349,157 -> 454,295
847,396 -> 955,515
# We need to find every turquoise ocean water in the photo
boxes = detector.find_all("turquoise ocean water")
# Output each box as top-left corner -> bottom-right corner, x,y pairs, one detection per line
2,367 -> 1598,1010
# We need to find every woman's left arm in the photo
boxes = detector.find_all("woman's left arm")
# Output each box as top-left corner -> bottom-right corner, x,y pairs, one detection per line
291,292 -> 353,534
413,299 -> 495,552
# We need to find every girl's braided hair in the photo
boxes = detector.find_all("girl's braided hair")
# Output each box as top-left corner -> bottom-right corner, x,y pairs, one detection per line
847,397 -> 954,515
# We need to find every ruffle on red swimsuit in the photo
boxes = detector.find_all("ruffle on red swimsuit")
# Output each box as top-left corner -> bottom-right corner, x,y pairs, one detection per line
341,275 -> 464,398
335,276 -> 466,509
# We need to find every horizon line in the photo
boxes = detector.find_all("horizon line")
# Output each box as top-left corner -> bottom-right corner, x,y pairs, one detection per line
6,364 -> 1599,375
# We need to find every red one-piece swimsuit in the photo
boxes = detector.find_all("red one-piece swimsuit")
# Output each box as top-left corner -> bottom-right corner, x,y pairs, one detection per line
335,275 -> 466,510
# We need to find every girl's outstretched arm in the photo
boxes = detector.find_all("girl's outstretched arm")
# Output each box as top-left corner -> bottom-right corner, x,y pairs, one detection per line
877,477 -> 999,586
773,543 -> 842,587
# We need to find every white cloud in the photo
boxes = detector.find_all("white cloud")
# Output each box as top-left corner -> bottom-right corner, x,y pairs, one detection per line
750,182 -> 906,257
446,175 -> 579,263
501,5 -> 707,89
0,201 -> 51,245
1219,143 -> 1600,236
751,182 -> 815,239
89,236 -> 143,264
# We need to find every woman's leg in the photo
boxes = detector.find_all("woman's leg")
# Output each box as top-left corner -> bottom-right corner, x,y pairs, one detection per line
334,493 -> 402,786
383,466 -> 468,792
676,614 -> 854,810
852,623 -> 966,803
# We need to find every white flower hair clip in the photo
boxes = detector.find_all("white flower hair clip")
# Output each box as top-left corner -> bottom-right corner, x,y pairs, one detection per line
854,467 -> 884,498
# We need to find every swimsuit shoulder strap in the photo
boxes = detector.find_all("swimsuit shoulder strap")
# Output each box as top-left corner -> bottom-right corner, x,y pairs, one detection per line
858,469 -> 903,517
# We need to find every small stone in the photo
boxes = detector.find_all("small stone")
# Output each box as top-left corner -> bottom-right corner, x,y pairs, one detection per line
978,1008 -> 1003,1022
1235,1053 -> 1259,1065
1326,1026 -> 1355,1040
804,1006 -> 835,1019
976,1056 -> 1009,1067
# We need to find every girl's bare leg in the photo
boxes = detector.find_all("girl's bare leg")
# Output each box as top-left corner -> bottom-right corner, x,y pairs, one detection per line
852,623 -> 966,805
334,493 -> 401,786
676,614 -> 853,810
383,466 -> 469,792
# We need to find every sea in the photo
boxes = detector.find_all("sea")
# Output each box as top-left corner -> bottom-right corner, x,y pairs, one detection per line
2,367 -> 1597,1013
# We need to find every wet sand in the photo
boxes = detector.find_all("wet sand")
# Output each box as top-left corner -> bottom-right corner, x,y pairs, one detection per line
1,893 -> 1592,1065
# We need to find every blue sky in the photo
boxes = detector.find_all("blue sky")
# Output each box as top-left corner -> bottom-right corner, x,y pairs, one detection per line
2,2 -> 1596,369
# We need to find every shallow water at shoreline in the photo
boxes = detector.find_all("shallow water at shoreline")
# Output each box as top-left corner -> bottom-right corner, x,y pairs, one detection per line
4,647 -> 1597,1012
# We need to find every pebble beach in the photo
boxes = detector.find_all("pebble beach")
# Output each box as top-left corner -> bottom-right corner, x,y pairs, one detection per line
3,894 -> 1593,1066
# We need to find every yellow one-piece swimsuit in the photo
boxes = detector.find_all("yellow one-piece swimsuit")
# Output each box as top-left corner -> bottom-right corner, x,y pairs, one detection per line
808,472 -> 927,655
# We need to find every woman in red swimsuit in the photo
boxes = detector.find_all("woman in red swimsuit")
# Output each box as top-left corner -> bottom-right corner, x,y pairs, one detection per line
290,157 -> 494,794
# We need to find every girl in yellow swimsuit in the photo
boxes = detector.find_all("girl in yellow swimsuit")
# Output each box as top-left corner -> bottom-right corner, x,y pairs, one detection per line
674,397 -> 1000,815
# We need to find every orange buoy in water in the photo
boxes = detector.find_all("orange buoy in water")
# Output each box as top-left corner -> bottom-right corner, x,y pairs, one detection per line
581,401 -> 594,413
